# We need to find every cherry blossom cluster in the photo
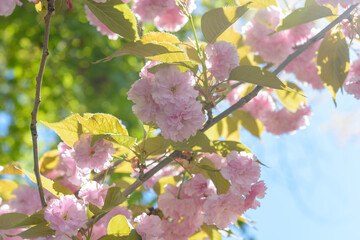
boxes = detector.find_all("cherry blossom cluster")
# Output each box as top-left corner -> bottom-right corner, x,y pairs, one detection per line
133,151 -> 266,240
128,62 -> 206,142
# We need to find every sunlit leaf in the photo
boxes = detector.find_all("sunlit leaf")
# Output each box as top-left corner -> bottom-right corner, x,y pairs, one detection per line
107,215 -> 131,236
153,176 -> 177,195
212,140 -> 250,157
0,180 -> 18,201
141,32 -> 180,44
170,132 -> 216,153
202,225 -> 222,240
232,110 -> 264,138
114,161 -> 134,174
236,0 -> 277,8
201,5 -> 249,43
85,0 -> 138,41
275,81 -> 307,112
229,66 -> 286,90
91,134 -> 136,149
317,31 -> 349,102
0,162 -> 22,175
276,5 -> 333,32
39,149 -> 60,174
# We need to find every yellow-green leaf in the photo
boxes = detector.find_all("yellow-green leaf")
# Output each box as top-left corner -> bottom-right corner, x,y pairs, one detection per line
107,215 -> 131,237
317,31 -> 350,101
39,149 -> 60,174
170,131 -> 216,153
232,110 -> 264,138
100,41 -> 190,63
275,81 -> 307,112
136,136 -> 172,158
212,140 -> 250,157
0,162 -> 22,175
114,161 -> 134,174
16,223 -> 55,239
153,176 -> 177,195
236,0 -> 277,8
141,32 -> 180,44
25,171 -> 73,197
202,225 -> 222,240
103,187 -> 126,211
229,65 -> 286,89
85,0 -> 138,41
201,6 -> 249,43
276,5 -> 333,32
0,213 -> 28,229
0,180 -> 18,201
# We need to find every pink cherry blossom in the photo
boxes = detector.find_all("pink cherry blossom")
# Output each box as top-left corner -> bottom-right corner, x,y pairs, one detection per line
78,181 -> 110,207
159,215 -> 202,240
242,91 -> 276,119
344,59 -> 360,99
85,5 -> 119,40
152,66 -> 197,107
9,185 -> 42,215
203,153 -> 227,169
131,0 -> 175,22
156,100 -> 205,142
203,189 -> 245,228
72,133 -> 115,172
244,180 -> 267,210
44,195 -> 88,236
205,41 -> 240,83
315,0 -> 359,7
0,0 -> 22,17
182,174 -> 216,197
135,213 -> 164,240
221,151 -> 261,195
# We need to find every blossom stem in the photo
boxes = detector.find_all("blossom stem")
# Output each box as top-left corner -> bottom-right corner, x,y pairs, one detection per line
30,0 -> 56,208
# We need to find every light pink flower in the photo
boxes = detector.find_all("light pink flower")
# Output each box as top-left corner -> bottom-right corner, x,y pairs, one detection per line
205,41 -> 240,83
182,174 -> 216,197
203,153 -> 227,169
152,66 -> 198,107
85,5 -> 119,40
263,105 -> 312,135
156,101 -> 205,142
9,185 -> 42,215
0,0 -> 22,17
244,180 -> 267,210
72,133 -> 115,172
344,59 -> 360,99
221,151 -> 260,195
203,190 -> 245,228
135,213 -> 164,240
44,195 -> 88,236
78,181 -> 110,207
144,165 -> 180,189
159,215 -> 202,240
315,0 -> 359,7
242,91 -> 276,119
132,0 -> 175,22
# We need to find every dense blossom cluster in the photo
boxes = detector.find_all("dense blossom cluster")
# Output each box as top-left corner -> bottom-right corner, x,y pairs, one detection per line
315,0 -> 360,7
128,62 -> 206,142
344,58 -> 360,99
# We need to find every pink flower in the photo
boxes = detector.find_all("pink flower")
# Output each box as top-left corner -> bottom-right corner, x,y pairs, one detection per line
182,174 -> 216,197
156,101 -> 205,142
0,0 -> 22,17
203,190 -> 245,228
203,153 -> 227,169
152,66 -> 198,107
144,165 -> 180,189
72,133 -> 115,172
44,195 -> 88,236
135,213 -> 164,240
242,91 -> 275,119
131,0 -> 175,22
263,105 -> 312,135
244,180 -> 267,210
9,185 -> 42,215
159,216 -> 202,240
221,151 -> 261,195
344,59 -> 360,99
205,41 -> 240,83
78,181 -> 110,207
315,0 -> 359,7
85,5 -> 119,40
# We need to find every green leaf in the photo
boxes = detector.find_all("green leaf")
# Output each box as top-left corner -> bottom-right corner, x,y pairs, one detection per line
229,65 -> 286,90
89,203 -> 106,216
136,136 -> 172,158
141,32 -> 180,44
275,82 -> 307,112
84,0 -> 138,41
76,113 -> 128,136
148,61 -> 199,75
0,162 -> 23,175
16,223 -> 55,239
107,215 -> 131,237
39,149 -> 60,174
201,6 -> 249,43
99,235 -> 125,240
276,5 -> 333,32
169,132 -> 216,153
25,171 -> 73,197
11,209 -> 47,229
317,31 -> 350,102
92,134 -> 136,149
103,187 -> 126,211
232,110 -> 264,138
202,225 -> 222,240
196,158 -> 230,194
0,213 -> 28,229
99,41 -> 190,63
128,229 -> 142,240
236,0 -> 277,8
212,140 -> 250,157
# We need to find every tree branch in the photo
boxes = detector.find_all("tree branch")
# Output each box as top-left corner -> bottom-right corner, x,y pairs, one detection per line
89,3 -> 358,225
30,0 -> 55,208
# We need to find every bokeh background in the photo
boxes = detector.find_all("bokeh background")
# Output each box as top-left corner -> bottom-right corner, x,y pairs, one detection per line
1,0 -> 359,239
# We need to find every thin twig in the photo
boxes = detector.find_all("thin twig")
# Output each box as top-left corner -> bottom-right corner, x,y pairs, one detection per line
89,3 -> 358,225
31,0 -> 55,208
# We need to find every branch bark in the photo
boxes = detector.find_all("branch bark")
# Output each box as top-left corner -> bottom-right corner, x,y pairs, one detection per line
31,0 -> 56,208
